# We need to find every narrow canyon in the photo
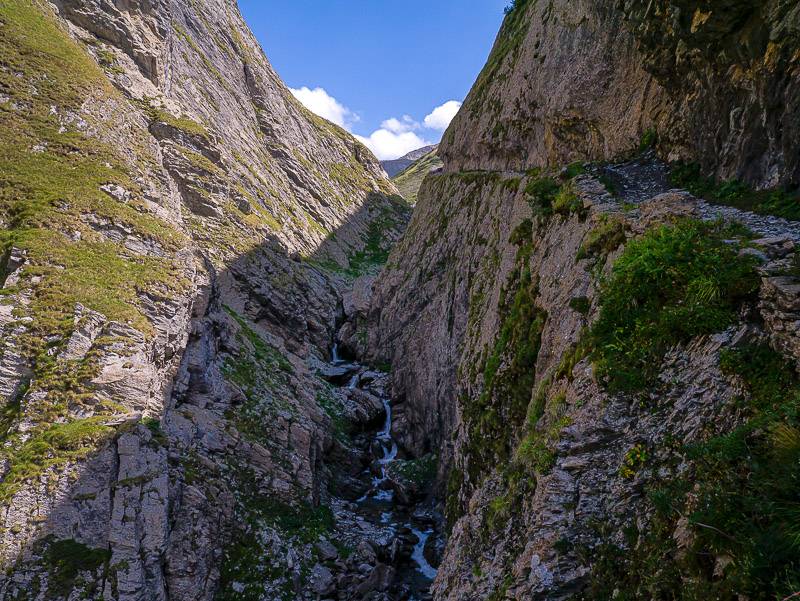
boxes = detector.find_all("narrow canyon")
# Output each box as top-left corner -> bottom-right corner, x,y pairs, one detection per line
0,1 -> 798,600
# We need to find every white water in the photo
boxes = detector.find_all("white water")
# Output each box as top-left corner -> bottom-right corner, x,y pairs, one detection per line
410,527 -> 438,580
331,342 -> 438,586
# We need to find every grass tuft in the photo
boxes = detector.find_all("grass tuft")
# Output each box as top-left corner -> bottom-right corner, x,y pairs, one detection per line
591,219 -> 760,393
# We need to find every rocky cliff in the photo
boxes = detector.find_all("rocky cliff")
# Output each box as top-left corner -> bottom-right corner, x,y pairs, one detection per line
3,0 -> 800,600
0,1 -> 410,599
441,0 -> 799,189
367,0 -> 800,599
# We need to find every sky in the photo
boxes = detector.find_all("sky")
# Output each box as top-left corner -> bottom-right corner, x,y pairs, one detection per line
238,1 -> 510,160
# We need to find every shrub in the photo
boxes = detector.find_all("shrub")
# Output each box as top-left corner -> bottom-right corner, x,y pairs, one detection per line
525,176 -> 560,216
563,161 -> 587,179
639,128 -> 657,152
552,183 -> 584,217
464,264 -> 547,480
43,538 -> 111,597
584,344 -> 800,600
619,443 -> 647,479
576,215 -> 627,261
591,219 -> 760,393
569,296 -> 591,315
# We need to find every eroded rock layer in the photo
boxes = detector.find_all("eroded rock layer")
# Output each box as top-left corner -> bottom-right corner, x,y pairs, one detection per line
0,0 -> 410,599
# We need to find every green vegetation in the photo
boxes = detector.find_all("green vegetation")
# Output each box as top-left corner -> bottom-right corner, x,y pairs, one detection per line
569,296 -> 591,315
576,215 -> 627,262
670,162 -> 800,221
216,465 -> 335,601
525,175 -> 561,216
470,0 -> 532,114
584,344 -> 800,600
146,107 -> 209,140
555,335 -> 592,382
481,386 -> 572,539
525,171 -> 586,219
552,182 -> 585,217
42,538 -> 111,599
0,0 -> 187,324
316,387 -> 349,444
222,307 -> 295,441
0,0 -> 190,480
618,443 -> 647,479
345,205 -> 396,274
142,416 -> 167,447
0,418 -> 114,503
591,219 -> 760,393
464,257 -> 547,478
639,128 -> 657,153
310,194 -> 410,279
481,462 -> 534,541
563,161 -> 587,179
598,174 -> 618,198
516,388 -> 570,475
392,148 -> 443,203
390,454 -> 437,488
445,466 -> 465,532
487,576 -> 513,601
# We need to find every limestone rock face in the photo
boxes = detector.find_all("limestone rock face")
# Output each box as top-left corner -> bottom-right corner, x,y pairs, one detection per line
369,166 -> 800,599
0,1 -> 407,599
441,0 -> 799,189
366,3 -> 800,598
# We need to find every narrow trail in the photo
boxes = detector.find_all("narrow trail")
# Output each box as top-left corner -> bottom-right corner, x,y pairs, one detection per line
595,153 -> 800,241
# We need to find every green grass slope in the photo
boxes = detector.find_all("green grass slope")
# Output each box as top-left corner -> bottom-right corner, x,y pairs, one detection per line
392,148 -> 443,204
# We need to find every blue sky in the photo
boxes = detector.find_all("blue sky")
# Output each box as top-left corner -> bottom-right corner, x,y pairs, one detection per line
238,1 -> 509,159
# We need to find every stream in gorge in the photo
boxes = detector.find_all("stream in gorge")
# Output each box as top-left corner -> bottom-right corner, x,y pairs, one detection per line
327,343 -> 441,600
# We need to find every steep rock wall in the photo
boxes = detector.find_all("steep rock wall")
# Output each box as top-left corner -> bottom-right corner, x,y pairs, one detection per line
441,0 -> 799,188
0,1 -> 407,599
368,1 -> 800,598
370,166 -> 800,599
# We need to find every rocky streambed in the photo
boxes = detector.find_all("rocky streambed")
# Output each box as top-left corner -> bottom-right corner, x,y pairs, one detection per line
310,344 -> 443,600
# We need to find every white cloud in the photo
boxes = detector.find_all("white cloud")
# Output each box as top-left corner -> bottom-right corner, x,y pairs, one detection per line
423,100 -> 462,131
355,129 -> 432,161
288,90 -> 461,161
290,86 -> 357,130
381,115 -> 419,134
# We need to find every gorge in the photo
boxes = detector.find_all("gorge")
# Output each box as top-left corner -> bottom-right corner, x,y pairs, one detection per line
1,1 -> 799,600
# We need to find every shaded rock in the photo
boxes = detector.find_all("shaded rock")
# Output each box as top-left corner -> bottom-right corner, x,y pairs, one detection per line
311,564 -> 336,596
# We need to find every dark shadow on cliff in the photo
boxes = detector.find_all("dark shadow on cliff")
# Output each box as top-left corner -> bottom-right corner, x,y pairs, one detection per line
0,187 -> 414,599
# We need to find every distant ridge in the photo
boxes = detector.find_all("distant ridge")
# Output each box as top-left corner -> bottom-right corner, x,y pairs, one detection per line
381,144 -> 438,177
392,146 -> 443,204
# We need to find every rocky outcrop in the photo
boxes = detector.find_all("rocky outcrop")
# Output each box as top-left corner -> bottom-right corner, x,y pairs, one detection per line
0,1 -> 408,599
441,0 -> 799,189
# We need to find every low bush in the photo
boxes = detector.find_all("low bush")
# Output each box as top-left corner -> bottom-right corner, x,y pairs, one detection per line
591,219 -> 760,393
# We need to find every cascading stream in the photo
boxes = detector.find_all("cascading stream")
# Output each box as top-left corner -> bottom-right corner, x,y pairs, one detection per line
330,343 -> 439,599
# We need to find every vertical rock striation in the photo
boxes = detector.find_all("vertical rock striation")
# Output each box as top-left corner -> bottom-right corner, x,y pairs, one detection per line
0,0 -> 408,599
